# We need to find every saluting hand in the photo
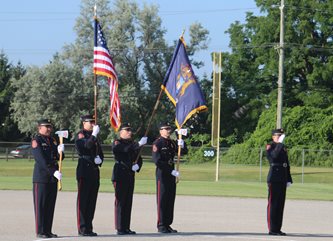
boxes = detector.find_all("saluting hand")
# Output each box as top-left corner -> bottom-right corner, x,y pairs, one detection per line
278,134 -> 285,143
92,125 -> 100,137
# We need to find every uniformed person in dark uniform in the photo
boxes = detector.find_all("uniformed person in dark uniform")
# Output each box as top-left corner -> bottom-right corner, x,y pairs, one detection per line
112,123 -> 147,235
32,119 -> 64,238
266,128 -> 292,236
75,114 -> 104,236
152,122 -> 187,233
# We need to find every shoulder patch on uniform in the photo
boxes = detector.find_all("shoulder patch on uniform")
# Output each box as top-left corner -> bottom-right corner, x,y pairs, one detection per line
31,140 -> 38,149
266,144 -> 271,150
153,144 -> 158,152
114,140 -> 119,145
78,133 -> 84,139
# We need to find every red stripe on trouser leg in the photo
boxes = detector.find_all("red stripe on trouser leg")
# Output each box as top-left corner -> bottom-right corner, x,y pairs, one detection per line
267,184 -> 272,231
34,183 -> 38,235
77,179 -> 82,231
157,180 -> 161,225
113,182 -> 118,230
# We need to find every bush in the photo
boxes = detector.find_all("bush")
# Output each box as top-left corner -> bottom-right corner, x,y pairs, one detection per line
186,144 -> 216,164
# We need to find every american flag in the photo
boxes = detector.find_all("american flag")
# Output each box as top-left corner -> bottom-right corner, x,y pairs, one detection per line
94,18 -> 121,131
108,78 -> 121,131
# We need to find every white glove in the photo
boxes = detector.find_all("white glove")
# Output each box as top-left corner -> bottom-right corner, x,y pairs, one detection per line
177,139 -> 184,148
57,144 -> 65,154
138,136 -> 148,146
132,164 -> 140,172
278,134 -> 285,143
92,125 -> 100,137
287,182 -> 292,188
171,170 -> 180,177
94,155 -> 102,165
53,170 -> 62,181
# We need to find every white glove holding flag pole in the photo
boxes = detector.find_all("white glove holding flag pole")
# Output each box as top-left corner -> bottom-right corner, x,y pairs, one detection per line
132,164 -> 140,172
57,144 -> 65,154
177,139 -> 184,148
92,125 -> 100,137
138,137 -> 148,146
55,130 -> 68,191
287,182 -> 292,188
278,134 -> 285,143
171,170 -> 180,177
94,155 -> 102,165
53,170 -> 62,181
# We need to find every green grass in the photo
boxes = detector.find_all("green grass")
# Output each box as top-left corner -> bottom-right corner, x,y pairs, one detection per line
0,159 -> 333,201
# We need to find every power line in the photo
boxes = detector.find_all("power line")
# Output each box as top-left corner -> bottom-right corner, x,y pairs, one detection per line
3,42 -> 333,56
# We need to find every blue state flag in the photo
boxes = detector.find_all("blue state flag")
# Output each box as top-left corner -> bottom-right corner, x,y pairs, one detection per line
162,37 -> 208,129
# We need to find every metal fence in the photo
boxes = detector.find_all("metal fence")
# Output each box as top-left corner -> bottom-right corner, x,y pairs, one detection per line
203,146 -> 333,183
1,142 -> 332,184
0,142 -> 153,162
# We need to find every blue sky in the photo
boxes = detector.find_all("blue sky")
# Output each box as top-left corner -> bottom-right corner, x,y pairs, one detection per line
0,0 -> 260,77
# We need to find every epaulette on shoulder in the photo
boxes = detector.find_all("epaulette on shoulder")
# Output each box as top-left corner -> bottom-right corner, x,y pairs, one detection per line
153,137 -> 163,144
77,131 -> 85,139
266,144 -> 272,150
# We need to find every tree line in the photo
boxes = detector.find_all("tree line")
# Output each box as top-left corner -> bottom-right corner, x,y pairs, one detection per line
1,0 -> 333,156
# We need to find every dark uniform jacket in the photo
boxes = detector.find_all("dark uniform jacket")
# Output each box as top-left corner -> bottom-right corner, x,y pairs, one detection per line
75,129 -> 104,180
112,138 -> 142,182
266,142 -> 292,183
32,134 -> 61,183
152,137 -> 188,174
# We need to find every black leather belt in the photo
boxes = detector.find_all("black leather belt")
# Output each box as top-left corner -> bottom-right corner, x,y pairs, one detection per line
79,155 -> 93,160
168,160 -> 175,165
271,163 -> 288,167
79,155 -> 95,165
115,160 -> 130,169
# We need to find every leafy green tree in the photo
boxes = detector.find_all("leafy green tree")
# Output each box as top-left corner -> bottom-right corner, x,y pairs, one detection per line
0,52 -> 26,141
61,0 -> 210,142
223,105 -> 333,166
221,0 -> 333,144
10,56 -> 86,138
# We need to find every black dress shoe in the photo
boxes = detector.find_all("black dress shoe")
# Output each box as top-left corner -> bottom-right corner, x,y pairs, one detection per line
79,231 -> 97,236
158,226 -> 171,233
125,229 -> 136,234
167,226 -> 178,233
269,231 -> 286,236
117,230 -> 126,235
37,233 -> 51,238
47,233 -> 58,238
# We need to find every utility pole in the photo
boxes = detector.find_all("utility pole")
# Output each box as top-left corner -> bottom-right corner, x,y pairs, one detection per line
276,0 -> 285,128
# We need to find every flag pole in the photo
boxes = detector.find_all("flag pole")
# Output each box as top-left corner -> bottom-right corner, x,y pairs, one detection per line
143,89 -> 164,137
93,5 -> 98,124
133,88 -> 164,164
175,131 -> 183,183
94,75 -> 98,124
